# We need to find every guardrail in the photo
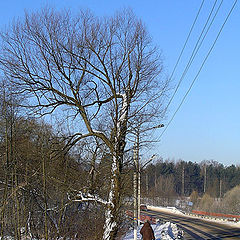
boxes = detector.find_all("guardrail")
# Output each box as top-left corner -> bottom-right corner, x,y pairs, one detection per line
192,210 -> 240,222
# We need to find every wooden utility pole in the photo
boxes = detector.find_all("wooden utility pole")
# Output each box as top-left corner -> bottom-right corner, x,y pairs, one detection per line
133,142 -> 138,240
182,164 -> 185,196
137,132 -> 141,227
219,179 -> 222,198
133,124 -> 164,239
146,173 -> 148,195
204,165 -> 207,193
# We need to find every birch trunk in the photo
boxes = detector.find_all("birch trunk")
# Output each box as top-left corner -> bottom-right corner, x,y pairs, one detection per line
102,155 -> 120,240
103,94 -> 129,240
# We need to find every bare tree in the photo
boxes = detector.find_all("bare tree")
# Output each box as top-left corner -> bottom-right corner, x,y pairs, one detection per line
0,8 -> 169,239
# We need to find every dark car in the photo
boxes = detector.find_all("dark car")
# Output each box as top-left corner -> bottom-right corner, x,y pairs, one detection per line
140,204 -> 148,211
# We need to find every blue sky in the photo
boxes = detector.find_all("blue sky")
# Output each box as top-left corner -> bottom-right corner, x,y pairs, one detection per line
1,0 -> 239,166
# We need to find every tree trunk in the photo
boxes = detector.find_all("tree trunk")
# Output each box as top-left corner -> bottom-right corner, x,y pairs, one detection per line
102,155 -> 121,240
103,96 -> 128,239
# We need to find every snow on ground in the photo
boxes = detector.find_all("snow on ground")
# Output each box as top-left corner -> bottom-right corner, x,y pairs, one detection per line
123,205 -> 240,239
2,206 -> 240,239
147,206 -> 184,216
186,214 -> 240,228
147,205 -> 240,228
122,221 -> 182,240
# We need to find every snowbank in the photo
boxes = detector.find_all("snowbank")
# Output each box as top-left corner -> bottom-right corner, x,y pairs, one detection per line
147,205 -> 240,228
122,222 -> 182,240
147,205 -> 184,216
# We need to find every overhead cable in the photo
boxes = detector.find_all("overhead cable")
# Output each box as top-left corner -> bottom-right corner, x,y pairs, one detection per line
158,0 -> 238,140
164,0 -> 205,113
165,0 -> 220,114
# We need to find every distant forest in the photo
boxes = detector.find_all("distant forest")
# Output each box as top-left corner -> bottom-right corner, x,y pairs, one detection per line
143,158 -> 240,199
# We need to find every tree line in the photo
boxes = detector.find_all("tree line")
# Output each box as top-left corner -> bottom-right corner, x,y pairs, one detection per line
143,158 -> 240,201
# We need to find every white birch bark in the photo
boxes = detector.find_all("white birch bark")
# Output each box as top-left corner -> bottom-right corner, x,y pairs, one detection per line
102,156 -> 118,240
103,93 -> 129,240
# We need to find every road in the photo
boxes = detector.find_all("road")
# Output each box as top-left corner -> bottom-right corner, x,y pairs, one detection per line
144,209 -> 240,239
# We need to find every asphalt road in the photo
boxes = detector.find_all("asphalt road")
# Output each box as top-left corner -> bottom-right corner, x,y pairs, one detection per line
144,209 -> 240,239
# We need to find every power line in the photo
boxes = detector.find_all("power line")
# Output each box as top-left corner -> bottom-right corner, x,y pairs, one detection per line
174,0 -> 224,95
164,0 -> 205,113
165,0 -> 220,114
144,0 -> 220,156
158,0 -> 238,141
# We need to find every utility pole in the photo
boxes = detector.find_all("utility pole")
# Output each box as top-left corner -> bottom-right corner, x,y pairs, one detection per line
133,142 -> 138,240
136,131 -> 141,227
219,179 -> 222,199
204,165 -> 207,193
132,123 -> 164,239
146,173 -> 148,195
155,170 -> 157,189
182,164 -> 185,196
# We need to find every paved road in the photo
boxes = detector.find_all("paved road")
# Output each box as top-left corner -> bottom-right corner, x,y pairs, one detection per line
144,209 -> 240,239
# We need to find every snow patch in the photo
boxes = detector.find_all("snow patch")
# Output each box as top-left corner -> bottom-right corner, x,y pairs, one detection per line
147,205 -> 240,229
147,205 -> 184,215
122,222 -> 182,240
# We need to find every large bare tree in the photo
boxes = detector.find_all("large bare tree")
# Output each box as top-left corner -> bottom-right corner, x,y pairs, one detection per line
0,8 -> 169,239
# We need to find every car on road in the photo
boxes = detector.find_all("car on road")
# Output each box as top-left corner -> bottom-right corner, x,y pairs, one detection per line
140,204 -> 148,211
